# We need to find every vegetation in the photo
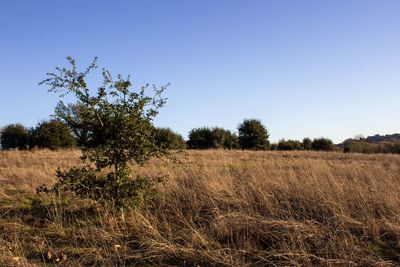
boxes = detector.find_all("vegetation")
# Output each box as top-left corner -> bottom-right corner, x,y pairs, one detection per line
238,119 -> 270,150
154,127 -> 186,150
1,149 -> 400,266
39,57 -> 168,208
30,119 -> 76,149
54,101 -> 91,146
276,139 -> 304,151
311,137 -> 335,151
187,127 -> 238,150
0,123 -> 29,149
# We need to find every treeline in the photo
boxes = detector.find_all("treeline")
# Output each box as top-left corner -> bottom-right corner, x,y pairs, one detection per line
1,118 -> 337,152
0,120 -> 187,151
342,139 -> 400,154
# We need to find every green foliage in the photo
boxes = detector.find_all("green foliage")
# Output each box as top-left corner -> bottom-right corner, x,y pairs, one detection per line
277,139 -> 304,151
302,138 -> 312,150
311,138 -> 335,151
187,127 -> 213,149
238,119 -> 270,150
187,127 -> 238,149
40,57 -> 168,208
0,123 -> 30,150
54,167 -> 158,208
343,140 -> 400,154
30,120 -> 76,150
54,101 -> 91,146
154,127 -> 186,150
211,127 -> 239,149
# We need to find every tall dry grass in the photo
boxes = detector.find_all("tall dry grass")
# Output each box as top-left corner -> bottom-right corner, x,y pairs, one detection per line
1,149 -> 400,266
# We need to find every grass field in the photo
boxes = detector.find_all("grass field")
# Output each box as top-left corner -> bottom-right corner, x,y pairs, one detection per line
1,149 -> 400,266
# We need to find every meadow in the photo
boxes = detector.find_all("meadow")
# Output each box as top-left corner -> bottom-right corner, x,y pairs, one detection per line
0,149 -> 400,266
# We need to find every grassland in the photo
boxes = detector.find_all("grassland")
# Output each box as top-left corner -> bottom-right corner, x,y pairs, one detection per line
0,149 -> 400,266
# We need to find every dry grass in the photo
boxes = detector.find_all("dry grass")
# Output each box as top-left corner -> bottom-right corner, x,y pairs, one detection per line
1,149 -> 400,266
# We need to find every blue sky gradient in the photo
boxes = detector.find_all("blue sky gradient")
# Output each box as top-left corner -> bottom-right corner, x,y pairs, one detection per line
1,0 -> 399,142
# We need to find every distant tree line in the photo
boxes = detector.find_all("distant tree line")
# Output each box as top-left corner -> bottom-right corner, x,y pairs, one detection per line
1,117 -> 338,152
2,116 -> 398,154
342,138 -> 400,154
0,121 -> 186,151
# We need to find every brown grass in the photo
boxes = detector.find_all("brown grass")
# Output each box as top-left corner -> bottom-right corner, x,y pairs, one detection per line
1,149 -> 400,266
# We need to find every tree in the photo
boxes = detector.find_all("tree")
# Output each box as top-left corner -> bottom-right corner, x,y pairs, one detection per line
186,127 -> 238,149
210,127 -> 239,149
311,138 -> 335,151
238,119 -> 270,150
187,127 -> 213,149
0,123 -> 30,150
30,120 -> 76,149
54,101 -> 91,146
302,138 -> 312,150
277,139 -> 304,151
40,57 -> 168,208
154,127 -> 186,150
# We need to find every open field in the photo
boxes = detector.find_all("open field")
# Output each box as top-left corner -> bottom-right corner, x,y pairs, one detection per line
1,150 -> 400,266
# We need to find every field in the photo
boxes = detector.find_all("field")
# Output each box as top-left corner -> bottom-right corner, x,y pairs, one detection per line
1,149 -> 400,266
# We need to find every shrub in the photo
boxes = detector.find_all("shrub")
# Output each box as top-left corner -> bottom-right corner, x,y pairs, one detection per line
54,101 -> 91,146
40,57 -> 168,208
187,127 -> 213,149
30,120 -> 76,150
238,119 -> 270,150
277,139 -> 304,151
187,127 -> 239,149
302,137 -> 312,150
0,123 -> 30,150
311,138 -> 335,151
154,127 -> 186,150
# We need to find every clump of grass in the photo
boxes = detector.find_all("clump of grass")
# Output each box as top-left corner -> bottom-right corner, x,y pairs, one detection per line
1,149 -> 400,266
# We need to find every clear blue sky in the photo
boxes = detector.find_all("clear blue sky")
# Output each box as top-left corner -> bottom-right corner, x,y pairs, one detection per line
1,0 -> 399,143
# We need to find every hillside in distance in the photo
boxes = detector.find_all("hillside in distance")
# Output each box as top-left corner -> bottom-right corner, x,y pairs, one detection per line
341,133 -> 400,145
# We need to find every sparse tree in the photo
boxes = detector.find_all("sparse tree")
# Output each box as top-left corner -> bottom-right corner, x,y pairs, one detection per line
40,57 -> 168,208
54,101 -> 91,146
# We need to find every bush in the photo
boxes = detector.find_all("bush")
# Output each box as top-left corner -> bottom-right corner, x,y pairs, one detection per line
187,127 -> 213,149
40,57 -> 168,208
277,139 -> 304,151
311,138 -> 335,151
0,123 -> 30,150
238,119 -> 270,150
154,127 -> 186,150
30,120 -> 76,150
187,127 -> 239,149
54,101 -> 91,146
302,138 -> 312,150
211,127 -> 239,149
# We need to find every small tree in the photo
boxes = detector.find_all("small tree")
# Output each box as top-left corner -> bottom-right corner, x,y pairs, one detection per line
311,138 -> 335,151
54,101 -> 91,146
40,57 -> 168,208
277,139 -> 304,151
302,138 -> 312,150
0,123 -> 30,150
30,120 -> 76,149
187,127 -> 213,149
238,119 -> 270,150
210,127 -> 238,149
154,127 -> 186,150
